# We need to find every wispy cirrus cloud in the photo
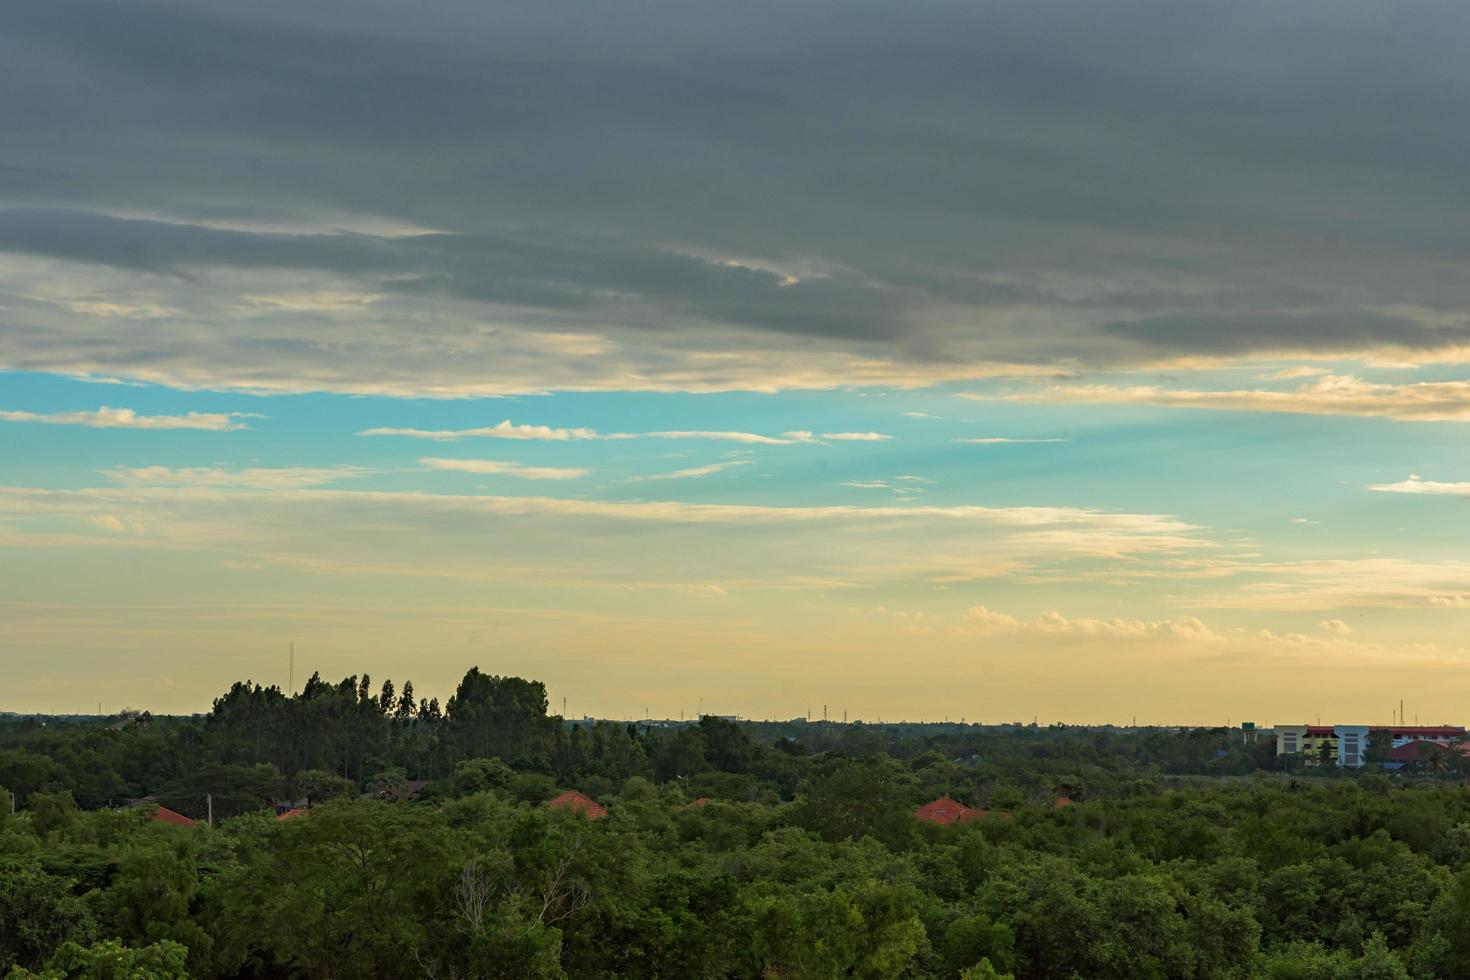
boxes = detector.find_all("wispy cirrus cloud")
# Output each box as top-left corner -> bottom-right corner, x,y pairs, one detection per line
981,375 -> 1470,422
105,465 -> 368,489
1189,558 -> 1470,612
0,406 -> 255,431
646,430 -> 808,445
0,482 -> 1213,614
840,479 -> 925,496
419,458 -> 588,480
358,422 -> 890,446
630,460 -> 753,481
955,437 -> 1068,445
821,431 -> 892,442
0,483 -> 1203,536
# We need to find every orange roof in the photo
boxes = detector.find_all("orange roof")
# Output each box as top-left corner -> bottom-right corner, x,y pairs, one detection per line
546,790 -> 607,819
276,807 -> 309,821
916,796 -> 1014,825
689,797 -> 713,807
1389,741 -> 1470,762
915,796 -> 970,825
1053,796 -> 1075,807
151,805 -> 198,828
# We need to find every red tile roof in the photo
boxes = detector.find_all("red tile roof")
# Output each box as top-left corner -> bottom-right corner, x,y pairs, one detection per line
546,790 -> 607,819
151,805 -> 198,828
915,796 -> 970,825
1389,741 -> 1470,762
275,807 -> 310,820
1053,796 -> 1075,807
915,796 -> 1011,825
689,797 -> 713,807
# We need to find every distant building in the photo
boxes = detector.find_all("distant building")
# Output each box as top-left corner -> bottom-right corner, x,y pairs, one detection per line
1274,724 -> 1466,768
546,790 -> 607,820
149,805 -> 198,828
914,796 -> 1008,825
915,796 -> 971,825
1274,725 -> 1337,763
1383,726 -> 1466,748
1335,725 -> 1369,768
1275,724 -> 1308,757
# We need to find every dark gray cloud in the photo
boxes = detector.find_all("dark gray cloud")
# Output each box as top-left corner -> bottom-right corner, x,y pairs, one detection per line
1103,313 -> 1470,356
3,0 -> 1470,392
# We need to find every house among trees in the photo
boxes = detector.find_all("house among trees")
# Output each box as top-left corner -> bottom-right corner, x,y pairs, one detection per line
914,796 -> 992,825
1386,740 -> 1470,772
546,789 -> 607,819
149,804 -> 198,828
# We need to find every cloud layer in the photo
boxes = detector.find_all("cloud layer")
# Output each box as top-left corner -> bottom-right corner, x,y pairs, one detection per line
5,0 -> 1470,394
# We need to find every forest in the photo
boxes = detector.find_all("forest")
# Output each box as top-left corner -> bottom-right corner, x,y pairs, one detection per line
3,667 -> 1470,978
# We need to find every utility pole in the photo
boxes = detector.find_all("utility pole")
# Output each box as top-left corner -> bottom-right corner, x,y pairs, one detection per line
289,642 -> 295,696
206,793 -> 213,827
823,704 -> 827,722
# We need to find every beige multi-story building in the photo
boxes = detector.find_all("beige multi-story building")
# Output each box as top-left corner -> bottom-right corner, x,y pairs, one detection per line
1274,724 -> 1466,768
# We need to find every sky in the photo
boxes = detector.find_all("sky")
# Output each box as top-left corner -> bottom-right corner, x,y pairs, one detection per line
4,0 -> 1470,723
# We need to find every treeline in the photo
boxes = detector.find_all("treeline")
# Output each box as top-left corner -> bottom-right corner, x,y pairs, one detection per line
13,666 -> 1470,977
0,667 -> 1277,822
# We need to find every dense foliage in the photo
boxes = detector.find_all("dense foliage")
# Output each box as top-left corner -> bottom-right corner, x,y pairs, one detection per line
3,668 -> 1469,978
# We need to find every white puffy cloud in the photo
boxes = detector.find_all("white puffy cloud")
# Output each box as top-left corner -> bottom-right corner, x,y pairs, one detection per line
360,420 -> 606,441
1368,475 -> 1470,495
963,604 -> 1216,640
822,432 -> 892,442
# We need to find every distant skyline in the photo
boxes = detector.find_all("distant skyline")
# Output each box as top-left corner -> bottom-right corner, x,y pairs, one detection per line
5,0 -> 1470,721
